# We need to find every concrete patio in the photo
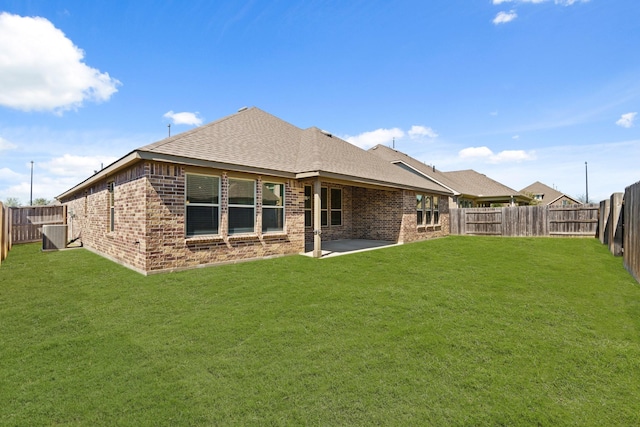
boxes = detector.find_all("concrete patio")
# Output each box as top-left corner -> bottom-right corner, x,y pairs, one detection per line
303,239 -> 399,258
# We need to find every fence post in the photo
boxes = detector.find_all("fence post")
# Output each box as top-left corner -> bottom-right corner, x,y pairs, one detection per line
0,202 -> 4,265
608,193 -> 624,256
599,199 -> 610,244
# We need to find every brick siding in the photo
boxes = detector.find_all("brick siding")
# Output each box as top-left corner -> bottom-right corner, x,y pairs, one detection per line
61,162 -> 449,274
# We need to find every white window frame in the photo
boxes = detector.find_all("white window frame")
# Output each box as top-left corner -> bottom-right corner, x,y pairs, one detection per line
228,177 -> 256,235
262,181 -> 285,233
107,181 -> 115,232
185,173 -> 221,237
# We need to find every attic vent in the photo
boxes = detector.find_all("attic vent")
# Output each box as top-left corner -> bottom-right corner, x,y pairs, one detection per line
320,130 -> 332,137
238,106 -> 248,112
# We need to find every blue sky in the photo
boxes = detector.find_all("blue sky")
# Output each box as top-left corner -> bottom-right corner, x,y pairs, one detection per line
1,0 -> 638,204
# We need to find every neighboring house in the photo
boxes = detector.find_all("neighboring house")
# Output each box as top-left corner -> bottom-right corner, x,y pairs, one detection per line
57,107 -> 453,274
368,144 -> 531,207
521,181 -> 581,206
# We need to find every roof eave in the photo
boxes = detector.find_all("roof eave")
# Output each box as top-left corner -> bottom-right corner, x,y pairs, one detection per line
391,161 -> 460,195
296,171 -> 453,195
56,151 -> 142,200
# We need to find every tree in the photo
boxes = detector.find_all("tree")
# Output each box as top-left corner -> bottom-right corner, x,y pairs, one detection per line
522,192 -> 541,206
576,194 -> 588,204
33,198 -> 51,206
3,197 -> 21,207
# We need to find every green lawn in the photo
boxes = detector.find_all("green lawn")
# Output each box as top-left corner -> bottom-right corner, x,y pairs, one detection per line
1,237 -> 639,426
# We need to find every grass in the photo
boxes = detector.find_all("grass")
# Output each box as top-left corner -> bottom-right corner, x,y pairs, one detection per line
1,236 -> 639,426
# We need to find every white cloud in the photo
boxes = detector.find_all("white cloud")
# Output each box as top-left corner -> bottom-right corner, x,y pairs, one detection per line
459,146 -> 535,163
616,112 -> 637,128
0,167 -> 21,180
40,154 -> 118,178
555,0 -> 589,5
345,128 -> 405,149
0,13 -> 121,113
493,10 -> 518,24
0,136 -> 17,151
163,110 -> 203,126
408,125 -> 438,139
459,146 -> 494,159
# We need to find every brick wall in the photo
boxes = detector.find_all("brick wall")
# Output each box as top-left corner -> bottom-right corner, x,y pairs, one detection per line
61,163 -> 148,271
62,161 -> 306,274
62,161 -> 449,273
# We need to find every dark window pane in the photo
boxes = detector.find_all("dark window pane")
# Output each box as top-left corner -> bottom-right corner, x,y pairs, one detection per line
331,210 -> 342,226
330,188 -> 342,210
305,210 -> 312,228
425,211 -> 432,225
262,183 -> 284,206
186,205 -> 218,236
186,175 -> 219,204
304,186 -> 312,209
262,208 -> 284,233
229,206 -> 254,234
229,179 -> 255,205
321,211 -> 328,227
417,210 -> 423,225
434,211 -> 440,224
321,187 -> 327,209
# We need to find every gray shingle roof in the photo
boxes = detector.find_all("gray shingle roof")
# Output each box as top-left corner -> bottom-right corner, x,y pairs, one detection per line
521,181 -> 578,205
442,170 -> 523,198
368,144 -> 460,192
129,108 -> 452,194
368,144 -> 527,199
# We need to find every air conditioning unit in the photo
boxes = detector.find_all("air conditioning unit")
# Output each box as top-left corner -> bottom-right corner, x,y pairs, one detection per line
42,224 -> 68,251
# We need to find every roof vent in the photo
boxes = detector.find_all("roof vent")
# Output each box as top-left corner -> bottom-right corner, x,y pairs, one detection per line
320,130 -> 332,137
238,106 -> 248,112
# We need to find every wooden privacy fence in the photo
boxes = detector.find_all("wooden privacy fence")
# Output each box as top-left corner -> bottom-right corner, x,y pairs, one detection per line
624,181 -> 640,283
450,205 -> 599,237
10,205 -> 66,244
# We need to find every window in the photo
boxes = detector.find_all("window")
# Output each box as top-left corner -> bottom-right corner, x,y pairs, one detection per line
416,194 -> 424,225
321,187 -> 328,226
262,182 -> 284,233
107,181 -> 115,232
186,174 -> 220,236
228,178 -> 255,234
304,185 -> 341,227
425,195 -> 433,225
304,185 -> 312,228
433,196 -> 440,225
330,188 -> 342,226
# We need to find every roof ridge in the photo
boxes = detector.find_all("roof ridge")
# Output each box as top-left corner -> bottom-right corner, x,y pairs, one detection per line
140,107 -> 257,152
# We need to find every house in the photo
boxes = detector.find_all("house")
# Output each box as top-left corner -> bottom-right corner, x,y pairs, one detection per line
368,144 -> 531,207
521,181 -> 581,206
57,107 -> 453,274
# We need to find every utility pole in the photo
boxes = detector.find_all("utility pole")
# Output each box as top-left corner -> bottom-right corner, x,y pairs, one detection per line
168,124 -> 171,137
30,161 -> 34,206
585,161 -> 589,204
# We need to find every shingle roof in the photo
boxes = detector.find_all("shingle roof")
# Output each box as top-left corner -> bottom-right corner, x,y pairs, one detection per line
368,144 -> 527,199
61,107 -> 452,197
442,170 -> 523,198
521,181 -> 578,205
368,144 -> 459,192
